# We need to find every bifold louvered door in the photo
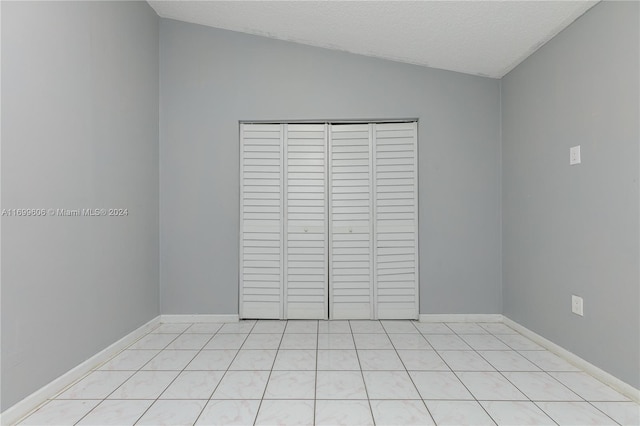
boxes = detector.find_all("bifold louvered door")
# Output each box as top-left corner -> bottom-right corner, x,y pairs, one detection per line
240,121 -> 418,320
284,124 -> 328,319
373,123 -> 419,319
240,123 -> 327,320
329,124 -> 373,319
240,124 -> 284,319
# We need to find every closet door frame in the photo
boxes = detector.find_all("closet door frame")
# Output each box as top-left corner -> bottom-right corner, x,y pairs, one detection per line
239,120 -> 418,320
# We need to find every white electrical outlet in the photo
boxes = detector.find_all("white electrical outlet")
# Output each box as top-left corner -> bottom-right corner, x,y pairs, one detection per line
571,295 -> 584,316
570,146 -> 581,165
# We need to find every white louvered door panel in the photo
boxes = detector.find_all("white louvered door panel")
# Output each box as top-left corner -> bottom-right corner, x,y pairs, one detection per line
329,124 -> 373,319
240,123 -> 283,319
374,122 -> 419,319
285,124 -> 328,319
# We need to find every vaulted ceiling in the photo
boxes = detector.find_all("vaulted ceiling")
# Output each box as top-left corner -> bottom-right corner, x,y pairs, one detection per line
148,1 -> 598,78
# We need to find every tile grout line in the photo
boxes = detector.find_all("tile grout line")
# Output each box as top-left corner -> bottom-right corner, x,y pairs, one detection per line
423,324 -> 505,425
71,324 -> 190,426
453,324 -> 574,426
136,323 -> 217,424
423,323 -> 501,426
533,371 -> 622,425
584,401 -> 625,425
252,320 -> 287,426
383,320 -> 438,425
349,320 -> 377,426
474,326 -> 614,424
457,325 -> 564,424
191,320 -> 258,426
38,323 -> 170,413
474,331 -> 623,425
132,322 -> 228,425
132,325 -> 200,424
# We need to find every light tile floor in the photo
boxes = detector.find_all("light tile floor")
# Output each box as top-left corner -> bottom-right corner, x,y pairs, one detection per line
17,320 -> 639,425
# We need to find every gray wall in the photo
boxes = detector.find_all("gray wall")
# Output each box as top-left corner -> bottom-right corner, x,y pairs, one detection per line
1,0 -> 637,410
502,1 -> 639,388
1,1 -> 159,410
159,20 -> 502,315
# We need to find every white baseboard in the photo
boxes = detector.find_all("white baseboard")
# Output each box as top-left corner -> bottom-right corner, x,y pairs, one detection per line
160,314 -> 239,323
503,316 -> 640,403
0,316 -> 161,426
419,314 -> 503,323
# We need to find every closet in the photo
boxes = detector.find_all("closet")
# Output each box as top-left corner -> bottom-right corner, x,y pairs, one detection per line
239,121 -> 418,320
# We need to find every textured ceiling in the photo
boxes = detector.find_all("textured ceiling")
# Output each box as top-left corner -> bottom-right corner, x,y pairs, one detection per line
148,1 -> 598,78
